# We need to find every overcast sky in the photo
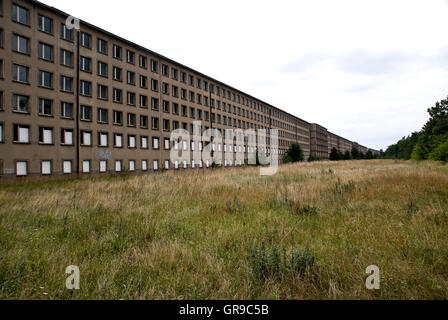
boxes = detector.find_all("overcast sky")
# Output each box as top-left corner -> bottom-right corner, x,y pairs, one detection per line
43,0 -> 448,150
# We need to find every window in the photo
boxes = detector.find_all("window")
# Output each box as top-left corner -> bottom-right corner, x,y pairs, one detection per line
127,92 -> 136,106
163,119 -> 170,132
13,94 -> 29,113
0,30 -> 3,49
162,64 -> 169,76
40,160 -> 51,175
37,15 -> 53,34
172,103 -> 179,115
141,136 -> 148,149
13,64 -> 29,83
151,117 -> 159,130
151,59 -> 158,72
162,82 -> 169,94
12,4 -> 29,25
38,42 -> 53,61
39,127 -> 53,144
63,161 -> 72,174
13,124 -> 29,143
98,84 -> 108,100
38,70 -> 52,88
139,55 -> 147,68
152,137 -> 159,149
115,160 -> 122,172
0,123 -> 3,143
81,130 -> 92,146
100,160 -> 107,173
165,160 -> 170,169
80,105 -> 92,121
153,160 -> 159,171
98,38 -> 108,54
82,160 -> 90,173
97,61 -> 107,78
151,79 -> 158,91
180,71 -> 186,83
113,88 -> 122,103
140,115 -> 148,129
181,105 -> 187,117
142,160 -> 148,171
163,100 -> 170,113
113,110 -> 123,125
127,50 -> 135,64
98,132 -> 108,147
151,98 -> 159,111
171,68 -> 179,80
113,66 -> 122,81
114,134 -> 123,147
16,161 -> 28,176
113,44 -> 122,59
97,108 -> 108,123
128,135 -> 136,148
172,86 -> 178,98
140,75 -> 147,88
164,138 -> 170,150
60,49 -> 73,67
60,75 -> 73,92
127,71 -> 135,85
61,128 -> 73,145
13,34 -> 29,54
129,160 -> 135,172
127,113 -> 136,127
38,98 -> 52,116
60,102 -> 73,118
80,56 -> 91,72
60,23 -> 73,41
189,75 -> 194,86
80,80 -> 92,96
140,95 -> 148,108
80,32 -> 91,48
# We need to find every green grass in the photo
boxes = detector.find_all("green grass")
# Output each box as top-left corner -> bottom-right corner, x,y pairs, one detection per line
0,160 -> 447,300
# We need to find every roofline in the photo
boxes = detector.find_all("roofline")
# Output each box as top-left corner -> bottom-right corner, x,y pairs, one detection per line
27,0 -> 312,125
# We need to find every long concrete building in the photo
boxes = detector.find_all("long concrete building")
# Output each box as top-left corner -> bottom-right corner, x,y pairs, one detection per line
0,0 -> 377,182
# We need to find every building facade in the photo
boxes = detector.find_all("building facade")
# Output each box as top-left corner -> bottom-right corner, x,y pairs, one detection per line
0,0 -> 377,182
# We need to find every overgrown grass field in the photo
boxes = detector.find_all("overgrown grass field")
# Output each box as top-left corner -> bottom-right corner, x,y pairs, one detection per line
0,160 -> 447,299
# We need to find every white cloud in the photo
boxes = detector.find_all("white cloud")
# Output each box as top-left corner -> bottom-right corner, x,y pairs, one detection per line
42,0 -> 448,150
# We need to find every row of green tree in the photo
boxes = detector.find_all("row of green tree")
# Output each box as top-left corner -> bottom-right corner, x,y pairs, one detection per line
283,143 -> 378,164
384,96 -> 448,162
329,147 -> 377,161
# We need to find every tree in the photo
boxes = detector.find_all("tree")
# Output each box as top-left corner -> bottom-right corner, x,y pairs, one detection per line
351,147 -> 360,160
285,143 -> 304,162
365,150 -> 374,159
343,150 -> 352,160
385,96 -> 448,160
329,148 -> 341,161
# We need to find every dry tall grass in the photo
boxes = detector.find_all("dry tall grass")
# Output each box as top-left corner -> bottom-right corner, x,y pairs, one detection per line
0,160 -> 447,299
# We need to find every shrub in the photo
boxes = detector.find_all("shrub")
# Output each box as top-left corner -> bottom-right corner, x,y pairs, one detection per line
343,150 -> 352,160
329,148 -> 341,161
285,143 -> 304,162
251,243 -> 315,280
429,141 -> 448,162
